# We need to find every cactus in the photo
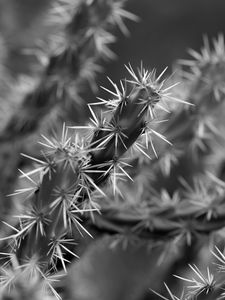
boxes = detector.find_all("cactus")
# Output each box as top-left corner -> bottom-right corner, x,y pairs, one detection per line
0,60 -> 183,298
1,1 -> 225,300
0,0 -> 137,239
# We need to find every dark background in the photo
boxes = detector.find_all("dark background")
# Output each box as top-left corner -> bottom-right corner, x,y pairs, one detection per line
104,0 -> 225,81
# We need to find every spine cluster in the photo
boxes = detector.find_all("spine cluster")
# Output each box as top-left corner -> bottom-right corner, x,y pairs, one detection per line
1,64 -> 180,298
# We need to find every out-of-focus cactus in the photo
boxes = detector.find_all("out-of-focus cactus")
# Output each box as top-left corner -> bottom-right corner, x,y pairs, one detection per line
0,0 -> 138,142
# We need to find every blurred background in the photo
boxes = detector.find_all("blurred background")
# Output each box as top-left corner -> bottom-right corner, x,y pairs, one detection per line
1,0 -> 225,80
104,0 -> 225,83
